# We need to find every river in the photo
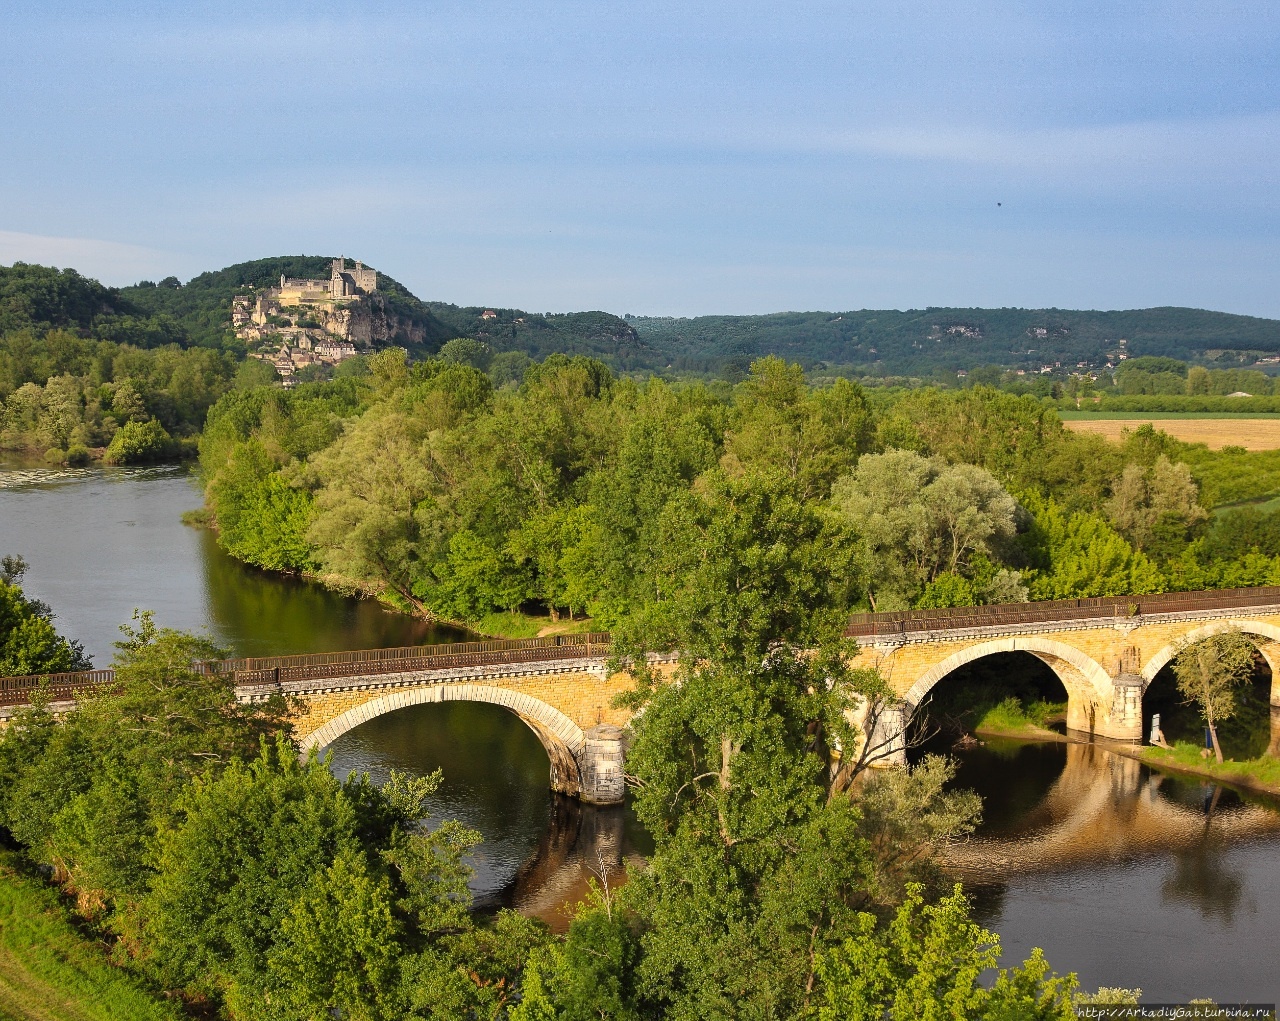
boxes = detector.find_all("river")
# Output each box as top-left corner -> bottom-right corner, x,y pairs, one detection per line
1,464 -> 1278,1001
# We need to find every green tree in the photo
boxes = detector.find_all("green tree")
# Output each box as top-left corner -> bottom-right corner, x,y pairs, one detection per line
606,465 -> 986,1019
103,418 -> 174,464
1105,455 -> 1208,556
830,450 -> 1022,610
1021,494 -> 1164,600
263,847 -> 404,1021
143,737 -> 473,1015
0,613 -> 287,910
1171,629 -> 1257,763
815,885 -> 1077,1021
438,337 -> 493,372
0,555 -> 90,675
208,440 -> 316,572
513,902 -> 641,1021
722,357 -> 873,501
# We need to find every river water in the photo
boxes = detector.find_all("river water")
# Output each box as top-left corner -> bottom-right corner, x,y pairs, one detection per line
1,464 -> 1278,1001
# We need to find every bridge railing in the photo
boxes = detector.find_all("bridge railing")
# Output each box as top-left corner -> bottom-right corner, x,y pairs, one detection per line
0,669 -> 115,707
0,633 -> 613,707
844,584 -> 1280,637
9,581 -> 1280,707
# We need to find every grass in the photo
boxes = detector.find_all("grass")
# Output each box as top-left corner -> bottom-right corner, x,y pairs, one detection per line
0,855 -> 185,1021
178,508 -> 213,529
974,697 -> 1067,737
1137,741 -> 1280,795
470,611 -> 596,640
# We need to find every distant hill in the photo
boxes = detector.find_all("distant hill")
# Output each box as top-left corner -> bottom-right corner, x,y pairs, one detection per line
1,262 -> 141,334
6,257 -> 1279,376
631,307 -> 1280,376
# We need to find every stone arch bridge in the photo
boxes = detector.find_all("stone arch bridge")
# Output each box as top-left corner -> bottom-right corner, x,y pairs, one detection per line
4,586 -> 1280,802
845,586 -> 1280,761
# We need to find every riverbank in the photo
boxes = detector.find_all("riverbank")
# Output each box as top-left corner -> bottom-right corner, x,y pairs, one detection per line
1130,742 -> 1280,798
0,854 -> 183,1021
185,507 -> 597,642
975,722 -> 1068,742
996,728 -> 1280,800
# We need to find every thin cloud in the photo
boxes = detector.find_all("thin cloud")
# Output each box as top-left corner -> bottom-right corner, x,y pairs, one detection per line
817,112 -> 1280,183
0,230 -> 176,286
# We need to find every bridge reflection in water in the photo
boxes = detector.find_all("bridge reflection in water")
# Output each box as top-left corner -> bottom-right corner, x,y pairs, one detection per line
942,736 -> 1280,1001
941,737 -> 1280,886
501,797 -> 649,928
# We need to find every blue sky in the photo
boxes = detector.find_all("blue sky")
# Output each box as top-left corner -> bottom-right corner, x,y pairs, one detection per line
1,1 -> 1277,316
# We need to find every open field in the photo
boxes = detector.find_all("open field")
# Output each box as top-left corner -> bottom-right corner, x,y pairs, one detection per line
1057,411 -> 1280,420
1063,416 -> 1280,450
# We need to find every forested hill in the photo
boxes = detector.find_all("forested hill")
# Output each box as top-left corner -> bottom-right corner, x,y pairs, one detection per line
631,307 -> 1280,376
8,258 -> 1279,375
0,258 -> 643,361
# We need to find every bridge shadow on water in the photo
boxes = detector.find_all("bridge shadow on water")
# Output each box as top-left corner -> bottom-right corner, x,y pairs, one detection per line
323,699 -> 652,933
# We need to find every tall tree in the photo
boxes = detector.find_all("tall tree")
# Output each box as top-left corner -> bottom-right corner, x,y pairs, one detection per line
1171,629 -> 1257,763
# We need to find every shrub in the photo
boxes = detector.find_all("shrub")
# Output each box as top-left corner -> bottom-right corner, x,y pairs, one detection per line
103,420 -> 174,465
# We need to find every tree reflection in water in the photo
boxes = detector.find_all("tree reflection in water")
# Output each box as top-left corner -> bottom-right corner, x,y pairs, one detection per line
1161,833 -> 1246,924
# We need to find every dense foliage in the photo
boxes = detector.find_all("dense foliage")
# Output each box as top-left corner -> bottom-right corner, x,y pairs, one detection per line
0,562 -> 1083,1019
0,557 -> 90,675
198,354 -> 1280,631
0,329 -> 234,460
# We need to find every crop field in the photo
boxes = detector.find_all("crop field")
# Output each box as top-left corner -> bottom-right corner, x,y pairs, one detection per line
1063,416 -> 1280,450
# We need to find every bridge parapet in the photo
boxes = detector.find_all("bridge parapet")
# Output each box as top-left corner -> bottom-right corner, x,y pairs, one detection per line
846,585 -> 1280,643
0,633 -> 612,707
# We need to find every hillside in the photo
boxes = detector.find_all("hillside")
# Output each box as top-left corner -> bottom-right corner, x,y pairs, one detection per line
631,306 -> 1280,376
7,258 -> 1280,377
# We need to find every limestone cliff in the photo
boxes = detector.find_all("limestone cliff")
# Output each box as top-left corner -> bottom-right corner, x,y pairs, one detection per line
307,294 -> 428,347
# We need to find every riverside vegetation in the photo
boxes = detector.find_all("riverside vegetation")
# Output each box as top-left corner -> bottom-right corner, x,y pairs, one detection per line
0,556 -> 1116,1019
197,350 -> 1280,634
4,299 -> 1266,1015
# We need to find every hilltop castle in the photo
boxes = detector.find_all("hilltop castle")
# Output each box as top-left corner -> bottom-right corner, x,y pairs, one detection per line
232,257 -> 424,383
277,257 -> 377,303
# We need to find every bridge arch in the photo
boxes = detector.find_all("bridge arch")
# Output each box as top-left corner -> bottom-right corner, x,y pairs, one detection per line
903,635 -> 1115,710
899,635 -> 1116,737
1141,619 -> 1280,691
300,683 -> 589,798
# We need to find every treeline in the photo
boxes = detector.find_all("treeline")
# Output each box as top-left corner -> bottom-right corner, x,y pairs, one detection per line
0,329 -> 241,464
195,352 -> 1280,632
2,262 -> 212,351
1110,356 -> 1280,398
0,560 -> 1097,1018
632,306 -> 1280,377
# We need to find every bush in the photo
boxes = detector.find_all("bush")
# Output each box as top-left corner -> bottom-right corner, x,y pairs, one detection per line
103,419 -> 174,465
65,445 -> 91,466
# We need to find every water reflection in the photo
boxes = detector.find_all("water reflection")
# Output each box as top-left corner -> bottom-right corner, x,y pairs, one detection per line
0,464 -> 461,661
1161,835 -> 1246,923
325,700 -> 652,931
196,528 -> 465,657
942,740 -> 1280,876
941,737 -> 1280,1001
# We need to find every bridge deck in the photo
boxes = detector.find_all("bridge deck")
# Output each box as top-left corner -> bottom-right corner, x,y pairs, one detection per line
844,584 -> 1280,638
7,583 -> 1280,708
0,632 -> 612,706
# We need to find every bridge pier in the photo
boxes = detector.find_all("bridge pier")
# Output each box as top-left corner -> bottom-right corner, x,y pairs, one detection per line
575,724 -> 627,804
1092,673 -> 1145,744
